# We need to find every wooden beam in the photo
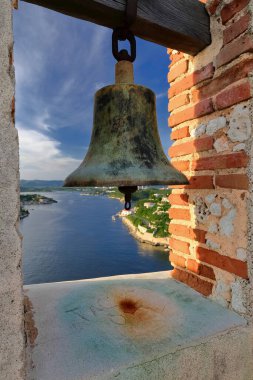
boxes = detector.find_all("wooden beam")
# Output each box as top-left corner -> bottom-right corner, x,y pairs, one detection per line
21,0 -> 211,55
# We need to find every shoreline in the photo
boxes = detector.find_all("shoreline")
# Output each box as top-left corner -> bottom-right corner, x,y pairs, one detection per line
21,190 -> 170,249
20,194 -> 57,220
121,216 -> 169,249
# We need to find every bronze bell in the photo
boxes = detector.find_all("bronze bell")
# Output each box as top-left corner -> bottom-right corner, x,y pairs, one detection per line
64,61 -> 188,208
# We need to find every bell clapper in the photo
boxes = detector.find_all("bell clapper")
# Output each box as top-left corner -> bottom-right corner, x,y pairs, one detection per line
118,186 -> 138,211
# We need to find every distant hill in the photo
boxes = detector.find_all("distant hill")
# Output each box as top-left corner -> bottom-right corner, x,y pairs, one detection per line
20,180 -> 64,192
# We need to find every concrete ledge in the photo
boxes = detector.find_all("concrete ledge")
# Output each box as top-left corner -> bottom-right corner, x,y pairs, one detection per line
25,272 -> 252,380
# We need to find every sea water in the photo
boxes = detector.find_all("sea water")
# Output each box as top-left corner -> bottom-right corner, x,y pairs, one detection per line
20,191 -> 171,285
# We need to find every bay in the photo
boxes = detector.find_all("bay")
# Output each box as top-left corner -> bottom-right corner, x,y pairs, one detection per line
20,191 -> 172,285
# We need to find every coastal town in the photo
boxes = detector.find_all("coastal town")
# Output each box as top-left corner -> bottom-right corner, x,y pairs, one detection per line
20,186 -> 171,248
112,189 -> 171,247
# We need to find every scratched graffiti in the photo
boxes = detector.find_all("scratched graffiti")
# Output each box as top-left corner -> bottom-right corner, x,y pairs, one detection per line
65,286 -> 181,341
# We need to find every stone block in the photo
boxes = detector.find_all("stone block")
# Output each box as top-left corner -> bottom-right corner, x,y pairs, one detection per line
206,116 -> 227,136
228,104 -> 251,142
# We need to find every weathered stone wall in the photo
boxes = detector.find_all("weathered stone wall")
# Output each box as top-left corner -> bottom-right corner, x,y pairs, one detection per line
168,0 -> 253,317
1,0 -> 253,377
0,1 -> 25,379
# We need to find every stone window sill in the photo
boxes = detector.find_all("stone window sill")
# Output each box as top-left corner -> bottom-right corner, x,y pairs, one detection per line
25,271 -> 249,380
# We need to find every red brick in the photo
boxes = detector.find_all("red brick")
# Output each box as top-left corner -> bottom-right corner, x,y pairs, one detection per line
169,238 -> 190,254
214,81 -> 251,110
168,60 -> 189,82
190,229 -> 206,244
169,208 -> 191,221
207,0 -> 221,15
193,63 -> 214,86
170,126 -> 190,140
171,175 -> 215,190
216,34 -> 253,68
192,152 -> 249,171
194,136 -> 214,152
169,75 -> 193,98
186,176 -> 214,189
169,98 -> 214,127
168,194 -> 189,206
170,136 -> 213,157
172,161 -> 190,171
223,13 -> 250,45
169,223 -> 186,236
187,259 -> 216,280
169,63 -> 214,98
169,93 -> 190,112
169,224 -> 206,243
172,268 -> 214,296
169,251 -> 186,268
170,175 -> 214,190
221,0 -> 250,24
192,58 -> 253,103
215,174 -> 249,190
196,246 -> 248,279
169,52 -> 185,66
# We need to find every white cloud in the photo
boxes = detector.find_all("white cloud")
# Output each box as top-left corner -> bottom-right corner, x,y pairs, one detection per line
14,3 -> 110,179
34,111 -> 51,131
18,125 -> 82,180
156,91 -> 167,100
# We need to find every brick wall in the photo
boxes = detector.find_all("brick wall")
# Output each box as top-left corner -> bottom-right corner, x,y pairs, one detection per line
167,0 -> 253,315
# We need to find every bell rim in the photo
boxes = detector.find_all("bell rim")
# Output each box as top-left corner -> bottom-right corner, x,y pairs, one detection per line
63,177 -> 189,187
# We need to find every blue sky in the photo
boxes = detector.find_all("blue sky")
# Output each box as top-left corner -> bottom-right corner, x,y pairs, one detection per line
14,2 -> 172,180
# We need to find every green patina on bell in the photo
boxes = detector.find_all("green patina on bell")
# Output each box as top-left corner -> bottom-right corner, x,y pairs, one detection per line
64,61 -> 188,208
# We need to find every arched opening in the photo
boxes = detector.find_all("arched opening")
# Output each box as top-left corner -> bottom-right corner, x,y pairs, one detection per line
3,1 -> 253,379
15,1 -> 173,285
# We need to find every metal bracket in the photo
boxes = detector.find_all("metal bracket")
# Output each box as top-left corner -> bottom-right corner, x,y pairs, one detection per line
112,28 -> 136,62
112,0 -> 138,62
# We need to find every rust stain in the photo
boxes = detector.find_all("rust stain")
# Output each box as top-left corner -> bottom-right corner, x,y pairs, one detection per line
12,0 -> 19,9
109,287 -> 180,341
8,45 -> 13,66
119,298 -> 138,315
24,295 -> 38,347
11,96 -> 15,124
116,295 -> 159,326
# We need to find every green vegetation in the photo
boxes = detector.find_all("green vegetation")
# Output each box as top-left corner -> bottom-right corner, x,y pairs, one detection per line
126,188 -> 171,238
108,187 -> 167,201
19,187 -> 172,238
93,187 -> 172,238
21,194 -> 57,204
20,194 -> 57,219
